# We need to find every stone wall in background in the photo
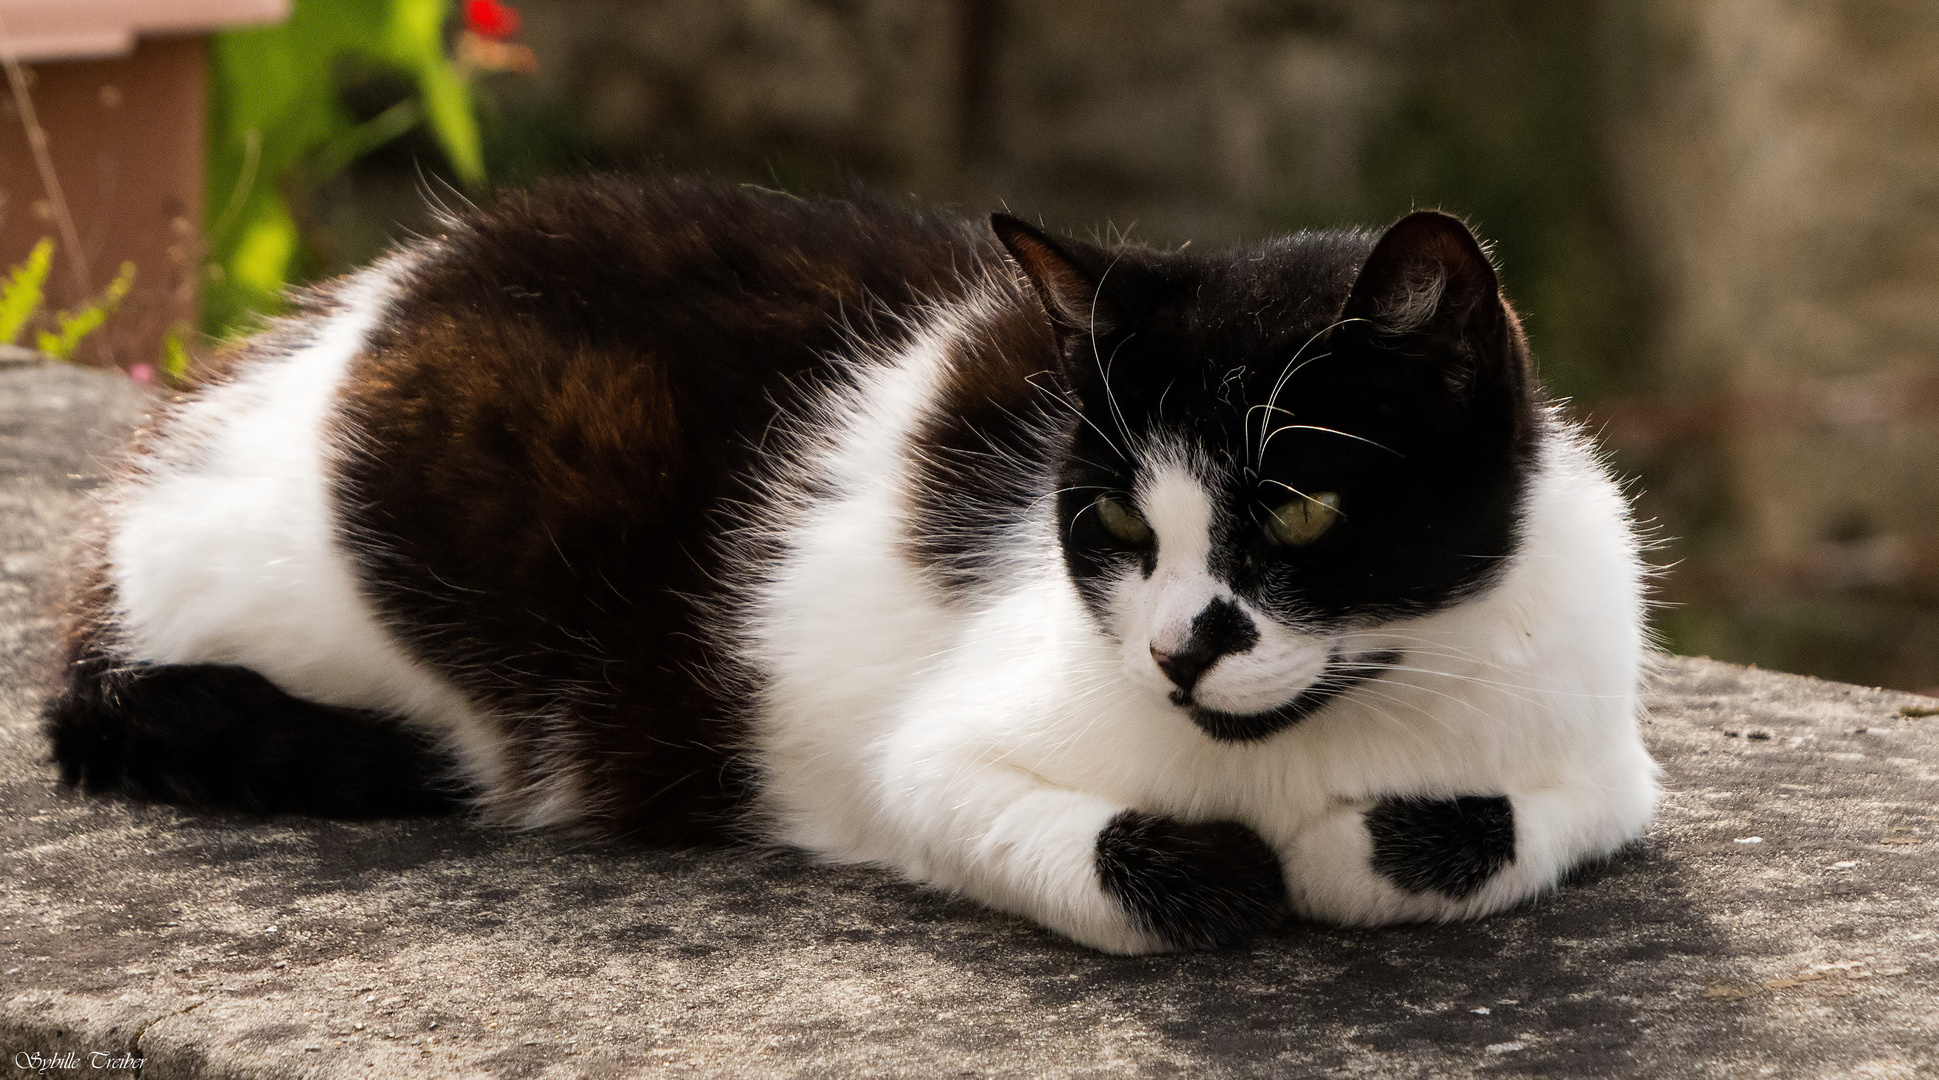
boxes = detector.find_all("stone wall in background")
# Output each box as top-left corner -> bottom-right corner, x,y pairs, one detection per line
324,0 -> 1939,691
495,0 -> 1651,392
1613,0 -> 1939,689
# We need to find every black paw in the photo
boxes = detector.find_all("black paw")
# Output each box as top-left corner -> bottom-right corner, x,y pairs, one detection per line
1095,810 -> 1289,950
1366,794 -> 1515,899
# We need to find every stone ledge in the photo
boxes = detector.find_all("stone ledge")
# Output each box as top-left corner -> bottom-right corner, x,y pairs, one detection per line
2,364 -> 1935,1079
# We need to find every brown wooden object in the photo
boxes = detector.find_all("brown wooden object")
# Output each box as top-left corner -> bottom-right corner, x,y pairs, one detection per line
0,35 -> 205,369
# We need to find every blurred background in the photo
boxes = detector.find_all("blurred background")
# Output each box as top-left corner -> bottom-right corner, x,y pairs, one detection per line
4,0 -> 1937,691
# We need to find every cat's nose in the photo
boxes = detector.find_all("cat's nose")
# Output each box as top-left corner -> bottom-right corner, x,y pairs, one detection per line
1150,642 -> 1219,693
1150,597 -> 1259,695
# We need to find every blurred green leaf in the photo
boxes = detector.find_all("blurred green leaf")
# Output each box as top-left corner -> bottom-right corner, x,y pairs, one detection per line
0,238 -> 53,346
163,327 -> 194,382
387,0 -> 485,186
204,0 -> 485,337
37,262 -> 135,361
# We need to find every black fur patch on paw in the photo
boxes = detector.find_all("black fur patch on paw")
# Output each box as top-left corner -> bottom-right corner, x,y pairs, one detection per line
1095,810 -> 1289,950
1366,794 -> 1516,899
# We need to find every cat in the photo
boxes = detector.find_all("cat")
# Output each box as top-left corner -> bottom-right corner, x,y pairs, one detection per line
45,174 -> 1657,954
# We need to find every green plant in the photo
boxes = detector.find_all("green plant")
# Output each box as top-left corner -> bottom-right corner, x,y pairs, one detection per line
0,239 -> 133,361
163,327 -> 194,382
0,238 -> 52,345
37,262 -> 136,361
205,0 -> 487,337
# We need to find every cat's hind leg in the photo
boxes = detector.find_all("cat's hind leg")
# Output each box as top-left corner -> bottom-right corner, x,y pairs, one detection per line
45,623 -> 470,818
44,259 -> 505,819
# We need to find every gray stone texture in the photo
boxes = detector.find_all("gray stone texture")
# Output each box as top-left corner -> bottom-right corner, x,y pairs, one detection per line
2,363 -> 1936,1077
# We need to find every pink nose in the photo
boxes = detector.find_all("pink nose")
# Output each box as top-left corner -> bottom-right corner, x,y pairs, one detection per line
1150,598 -> 1258,693
1151,644 -> 1208,691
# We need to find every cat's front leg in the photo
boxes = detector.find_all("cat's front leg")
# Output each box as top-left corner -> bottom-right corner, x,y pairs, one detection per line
1093,808 -> 1290,951
871,755 -> 1287,954
1278,779 -> 1654,924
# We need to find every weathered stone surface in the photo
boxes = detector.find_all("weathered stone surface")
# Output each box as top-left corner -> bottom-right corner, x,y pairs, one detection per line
2,363 -> 1935,1078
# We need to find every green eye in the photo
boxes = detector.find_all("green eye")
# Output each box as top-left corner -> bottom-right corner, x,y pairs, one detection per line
1265,491 -> 1341,546
1093,494 -> 1153,545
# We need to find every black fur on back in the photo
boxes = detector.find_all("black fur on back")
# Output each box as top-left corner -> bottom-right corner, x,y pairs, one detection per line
43,175 -> 1006,837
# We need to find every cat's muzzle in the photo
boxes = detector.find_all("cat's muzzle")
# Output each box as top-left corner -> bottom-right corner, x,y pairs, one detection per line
1179,650 -> 1401,742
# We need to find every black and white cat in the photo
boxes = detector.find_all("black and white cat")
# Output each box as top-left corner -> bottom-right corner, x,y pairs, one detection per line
48,176 -> 1656,953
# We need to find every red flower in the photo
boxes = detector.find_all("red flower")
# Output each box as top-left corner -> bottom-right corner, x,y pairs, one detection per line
465,0 -> 521,41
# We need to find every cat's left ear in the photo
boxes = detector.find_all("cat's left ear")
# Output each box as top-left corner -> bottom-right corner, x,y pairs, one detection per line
990,214 -> 1115,337
1337,211 -> 1521,394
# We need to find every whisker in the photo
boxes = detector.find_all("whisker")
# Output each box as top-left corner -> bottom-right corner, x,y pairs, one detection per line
1252,317 -> 1371,468
1259,422 -> 1401,459
1090,252 -> 1135,450
1028,372 -> 1128,461
1028,483 -> 1115,511
1023,372 -> 1132,461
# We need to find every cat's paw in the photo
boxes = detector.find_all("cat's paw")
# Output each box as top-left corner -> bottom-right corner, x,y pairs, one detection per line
1365,794 -> 1516,899
1094,809 -> 1289,951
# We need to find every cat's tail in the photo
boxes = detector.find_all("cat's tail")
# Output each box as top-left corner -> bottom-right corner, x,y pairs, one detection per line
44,615 -> 470,819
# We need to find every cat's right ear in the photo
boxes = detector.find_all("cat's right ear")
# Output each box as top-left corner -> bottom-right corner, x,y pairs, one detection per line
990,214 -> 1113,337
1336,210 -> 1521,398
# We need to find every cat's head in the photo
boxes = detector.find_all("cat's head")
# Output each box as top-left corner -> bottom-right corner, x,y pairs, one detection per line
993,211 -> 1537,741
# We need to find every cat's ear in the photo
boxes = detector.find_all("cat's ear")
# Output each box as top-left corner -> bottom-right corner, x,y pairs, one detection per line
1338,211 -> 1519,393
990,214 -> 1114,336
